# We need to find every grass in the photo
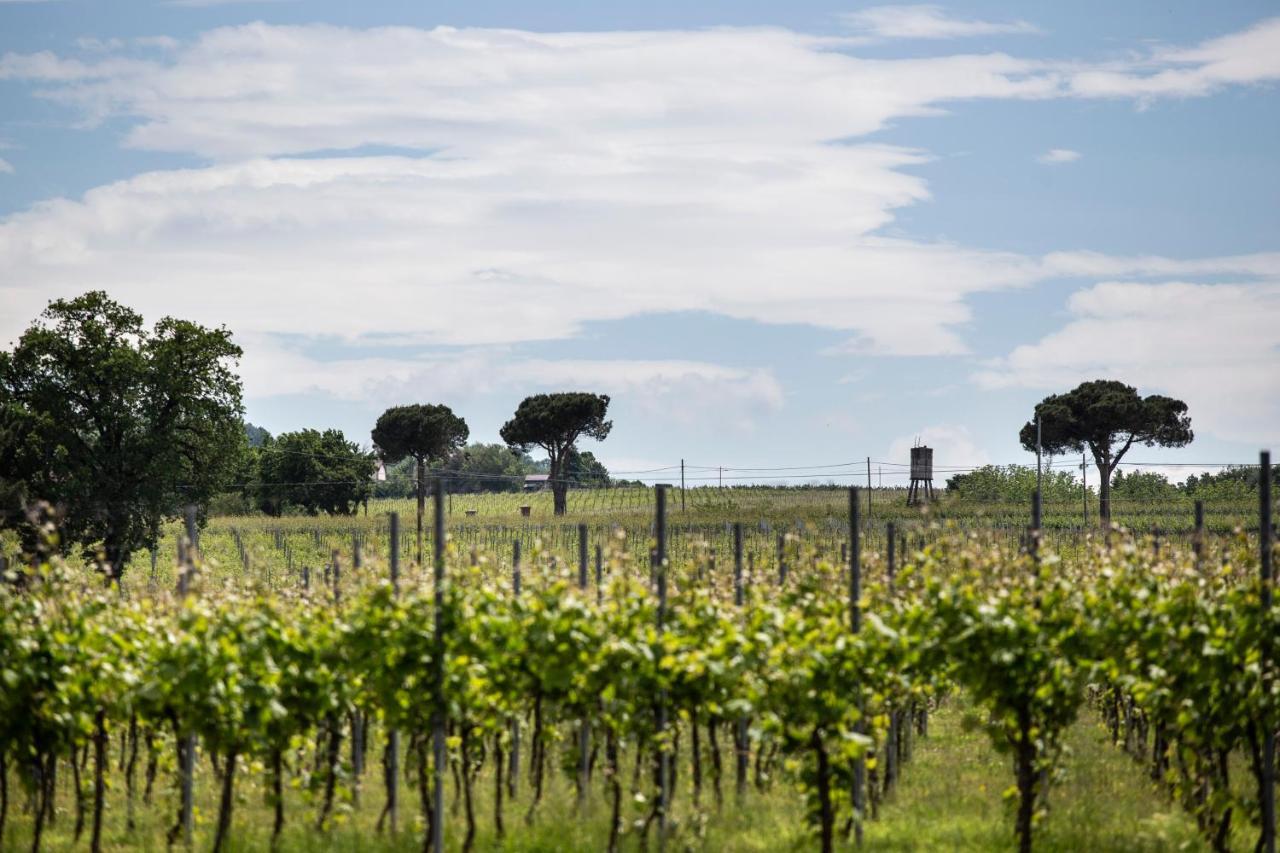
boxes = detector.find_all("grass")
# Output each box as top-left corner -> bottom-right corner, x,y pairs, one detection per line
2,703 -> 1207,852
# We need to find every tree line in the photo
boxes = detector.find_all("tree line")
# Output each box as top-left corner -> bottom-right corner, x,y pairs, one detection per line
0,293 -> 613,580
0,292 -> 1223,581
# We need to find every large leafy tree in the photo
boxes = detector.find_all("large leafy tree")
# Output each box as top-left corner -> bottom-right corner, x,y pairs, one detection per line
372,404 -> 468,565
1019,380 -> 1192,524
255,428 -> 374,516
500,392 -> 611,516
0,291 -> 243,579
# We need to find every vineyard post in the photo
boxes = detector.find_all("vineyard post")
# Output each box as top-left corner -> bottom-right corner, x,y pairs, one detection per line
179,505 -> 198,846
654,485 -> 670,850
387,513 -> 400,833
849,488 -> 864,846
1030,491 -> 1041,562
733,522 -> 748,798
509,540 -> 521,800
777,534 -> 786,586
1082,451 -> 1087,528
577,524 -> 591,805
595,543 -> 603,606
1194,500 -> 1205,572
866,457 -> 872,525
432,477 -> 446,853
885,523 -> 897,793
1261,450 -> 1275,853
331,551 -> 340,605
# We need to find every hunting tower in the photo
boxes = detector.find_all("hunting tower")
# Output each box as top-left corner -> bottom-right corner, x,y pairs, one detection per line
907,445 -> 934,506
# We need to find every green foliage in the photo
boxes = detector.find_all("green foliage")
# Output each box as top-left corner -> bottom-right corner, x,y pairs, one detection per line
945,465 -> 1082,504
500,392 -> 612,515
1019,380 -> 1193,522
435,442 -> 542,494
1020,380 -> 1193,461
1109,469 -> 1178,500
0,291 -> 244,577
371,403 -> 469,470
255,428 -> 375,516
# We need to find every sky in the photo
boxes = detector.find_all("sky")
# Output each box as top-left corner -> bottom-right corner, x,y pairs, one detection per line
0,0 -> 1277,486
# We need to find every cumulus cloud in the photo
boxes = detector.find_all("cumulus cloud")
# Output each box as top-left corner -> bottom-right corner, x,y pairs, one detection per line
1037,148 -> 1080,164
0,20 -> 1278,417
974,281 -> 1280,445
1067,17 -> 1280,100
842,5 -> 1039,40
0,157 -> 12,174
235,339 -> 784,432
888,425 -> 990,474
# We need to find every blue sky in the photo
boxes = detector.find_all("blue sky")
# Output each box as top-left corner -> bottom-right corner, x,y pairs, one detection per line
1,1 -> 1277,485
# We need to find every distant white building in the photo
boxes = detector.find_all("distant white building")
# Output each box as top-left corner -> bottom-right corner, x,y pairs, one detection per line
523,474 -> 550,492
374,461 -> 387,482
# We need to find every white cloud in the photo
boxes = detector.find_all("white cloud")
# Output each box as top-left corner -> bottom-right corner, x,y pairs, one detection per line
974,281 -> 1280,445
1,20 -> 1279,413
1067,17 -> 1280,100
0,157 -> 12,174
841,5 -> 1039,40
888,425 -> 990,473
234,339 -> 783,432
1037,148 -> 1080,164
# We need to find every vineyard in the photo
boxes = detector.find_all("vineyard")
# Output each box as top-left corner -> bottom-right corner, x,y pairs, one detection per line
0,476 -> 1276,853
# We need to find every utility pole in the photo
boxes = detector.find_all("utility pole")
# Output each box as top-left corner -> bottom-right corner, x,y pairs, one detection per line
1036,416 -> 1043,517
866,456 -> 872,524
1082,450 -> 1087,528
681,459 -> 686,512
719,466 -> 722,489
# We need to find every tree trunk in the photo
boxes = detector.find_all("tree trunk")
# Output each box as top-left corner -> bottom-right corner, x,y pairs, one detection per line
550,450 -> 568,516
1098,454 -> 1114,527
213,747 -> 238,853
91,711 -> 107,853
812,730 -> 834,853
1014,707 -> 1036,853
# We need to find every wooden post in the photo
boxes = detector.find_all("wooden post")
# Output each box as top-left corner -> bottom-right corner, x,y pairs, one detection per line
885,523 -> 897,793
577,524 -> 591,805
1030,492 -> 1042,562
1194,500 -> 1205,572
866,457 -> 872,525
595,544 -> 603,606
179,505 -> 197,846
681,459 -> 686,513
1261,451 -> 1275,853
432,479 -> 446,853
733,522 -> 747,798
849,488 -> 864,846
331,551 -> 341,605
777,534 -> 786,586
509,539 -> 521,800
387,513 -> 400,833
654,485 -> 670,850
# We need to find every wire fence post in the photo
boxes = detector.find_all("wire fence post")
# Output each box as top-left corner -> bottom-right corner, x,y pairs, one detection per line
1194,500 -> 1205,573
733,522 -> 748,799
1261,450 -> 1275,853
509,540 -> 521,801
179,505 -> 198,846
849,488 -> 864,847
432,478 -> 446,853
654,485 -> 670,851
387,512 -> 400,834
577,524 -> 591,806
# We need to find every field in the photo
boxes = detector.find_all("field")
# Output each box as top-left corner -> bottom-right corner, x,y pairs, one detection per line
2,483 -> 1275,853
